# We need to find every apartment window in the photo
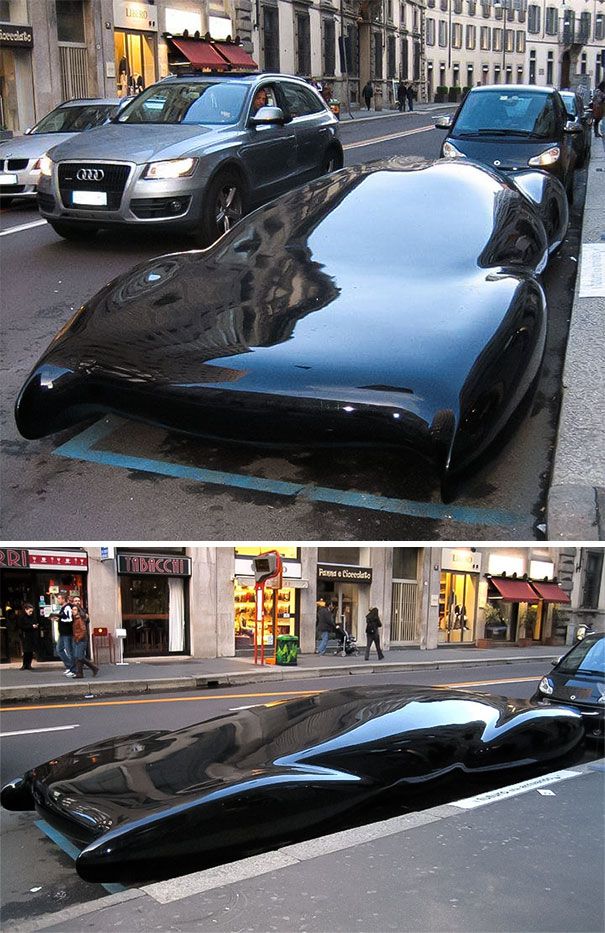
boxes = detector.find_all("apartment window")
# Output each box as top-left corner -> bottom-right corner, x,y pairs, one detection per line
518,8 -> 525,23
440,0 -> 447,11
596,14 -> 605,41
401,35 -> 409,76
545,7 -> 557,36
494,5 -> 503,21
546,51 -> 553,85
527,4 -> 540,34
387,34 -> 396,77
467,1 -> 476,15
516,30 -> 525,53
454,0 -> 462,14
505,27 -> 514,52
413,6 -> 419,31
413,38 -> 421,79
481,0 -> 490,18
466,24 -> 476,49
480,25 -> 490,50
579,12 -> 590,42
493,27 -> 502,52
56,0 -> 85,43
562,9 -> 574,43
262,6 -> 280,72
347,24 -> 359,76
401,2 -> 407,24
438,20 -> 447,47
295,10 -> 311,76
467,63 -> 474,86
374,30 -> 383,78
323,18 -> 335,75
580,52 -> 587,75
582,551 -> 604,610
425,0 -> 434,10
426,18 -> 435,46
387,0 -> 393,21
528,48 -> 536,84
452,22 -> 462,49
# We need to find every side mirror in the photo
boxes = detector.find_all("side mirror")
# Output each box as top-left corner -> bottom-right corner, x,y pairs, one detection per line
551,658 -> 562,666
564,119 -> 582,134
435,115 -> 453,130
250,105 -> 286,126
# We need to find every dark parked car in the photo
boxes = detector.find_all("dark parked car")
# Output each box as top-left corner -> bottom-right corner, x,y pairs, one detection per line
533,632 -> 604,738
0,98 -> 124,207
559,89 -> 591,168
1,685 -> 584,883
436,84 -> 581,200
36,73 -> 343,245
15,158 -> 569,496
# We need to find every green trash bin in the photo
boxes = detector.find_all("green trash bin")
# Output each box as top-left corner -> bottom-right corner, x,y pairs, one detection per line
276,634 -> 299,666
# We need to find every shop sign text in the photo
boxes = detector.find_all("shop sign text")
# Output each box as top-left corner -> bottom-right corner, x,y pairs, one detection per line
0,548 -> 28,569
117,555 -> 192,576
317,564 -> 372,584
0,24 -> 33,48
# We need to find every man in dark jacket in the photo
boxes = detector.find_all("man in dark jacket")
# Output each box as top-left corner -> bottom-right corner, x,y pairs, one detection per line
56,592 -> 76,677
316,598 -> 335,655
17,603 -> 38,670
406,84 -> 415,111
362,81 -> 374,111
397,81 -> 407,112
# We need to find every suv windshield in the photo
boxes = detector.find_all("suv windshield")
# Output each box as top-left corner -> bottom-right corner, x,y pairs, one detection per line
558,636 -> 605,675
117,82 -> 248,126
454,90 -> 558,139
32,103 -> 117,134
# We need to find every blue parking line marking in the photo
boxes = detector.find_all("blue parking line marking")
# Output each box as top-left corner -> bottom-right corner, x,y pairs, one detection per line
53,415 -> 521,527
35,820 -> 126,895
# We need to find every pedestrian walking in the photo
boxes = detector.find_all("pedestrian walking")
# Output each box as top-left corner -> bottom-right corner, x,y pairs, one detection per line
397,81 -> 407,112
17,603 -> 38,670
406,84 -> 415,112
362,81 -> 374,111
72,605 -> 99,679
364,607 -> 384,661
592,81 -> 605,137
316,598 -> 335,655
56,592 -> 76,677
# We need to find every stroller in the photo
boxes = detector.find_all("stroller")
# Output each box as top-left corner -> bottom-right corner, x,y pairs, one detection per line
333,624 -> 359,657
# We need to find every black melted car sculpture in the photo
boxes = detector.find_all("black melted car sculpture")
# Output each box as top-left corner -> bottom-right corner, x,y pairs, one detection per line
1,685 -> 583,884
16,158 -> 568,485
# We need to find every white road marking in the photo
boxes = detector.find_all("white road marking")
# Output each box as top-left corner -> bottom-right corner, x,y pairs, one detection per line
450,769 -> 582,809
0,218 -> 48,236
1,724 -> 79,737
343,124 -> 434,150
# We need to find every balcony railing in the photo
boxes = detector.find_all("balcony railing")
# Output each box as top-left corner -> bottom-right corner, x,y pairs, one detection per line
560,24 -> 590,46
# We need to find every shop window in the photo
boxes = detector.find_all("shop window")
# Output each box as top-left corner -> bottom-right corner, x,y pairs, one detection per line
438,571 -> 477,643
114,30 -> 155,97
235,580 -> 299,649
120,575 -> 187,656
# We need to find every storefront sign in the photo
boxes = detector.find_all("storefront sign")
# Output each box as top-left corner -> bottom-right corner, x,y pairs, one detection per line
0,548 -> 88,570
165,8 -> 202,35
117,554 -> 191,576
235,557 -> 302,579
487,553 -> 525,578
317,564 -> 372,584
529,560 -> 554,581
0,23 -> 33,48
113,1 -> 158,32
441,549 -> 482,574
100,546 -> 115,561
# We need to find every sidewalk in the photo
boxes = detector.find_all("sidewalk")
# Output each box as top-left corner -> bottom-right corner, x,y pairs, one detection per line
6,758 -> 603,932
0,644 -> 559,705
547,138 -> 605,539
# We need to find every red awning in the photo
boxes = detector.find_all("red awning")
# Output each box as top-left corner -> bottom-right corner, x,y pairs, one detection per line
169,38 -> 229,70
214,42 -> 257,69
489,578 -> 539,602
530,582 -> 571,603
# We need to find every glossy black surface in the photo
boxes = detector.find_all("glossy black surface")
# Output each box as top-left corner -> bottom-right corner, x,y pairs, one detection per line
1,685 -> 584,883
533,633 -> 605,737
16,158 -> 568,476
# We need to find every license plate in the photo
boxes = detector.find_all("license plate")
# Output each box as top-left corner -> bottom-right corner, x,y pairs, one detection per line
0,173 -> 18,185
72,190 -> 107,206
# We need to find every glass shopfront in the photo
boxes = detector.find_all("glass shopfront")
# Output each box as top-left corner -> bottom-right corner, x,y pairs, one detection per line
316,548 -> 371,641
0,548 -> 88,663
438,548 -> 481,644
234,546 -> 301,652
117,551 -> 190,656
113,1 -> 157,97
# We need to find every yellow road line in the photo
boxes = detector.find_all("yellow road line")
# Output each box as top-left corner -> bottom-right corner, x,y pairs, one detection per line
0,676 -> 539,714
343,124 -> 434,151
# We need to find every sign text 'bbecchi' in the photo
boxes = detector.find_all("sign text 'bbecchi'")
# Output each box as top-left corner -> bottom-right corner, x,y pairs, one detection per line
317,564 -> 372,584
118,555 -> 192,576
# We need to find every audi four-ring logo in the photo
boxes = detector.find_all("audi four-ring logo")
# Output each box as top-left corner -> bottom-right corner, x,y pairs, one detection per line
76,168 -> 104,181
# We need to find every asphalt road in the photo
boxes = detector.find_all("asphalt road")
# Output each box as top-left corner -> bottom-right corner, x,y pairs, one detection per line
1,663 -> 602,927
0,110 -> 585,539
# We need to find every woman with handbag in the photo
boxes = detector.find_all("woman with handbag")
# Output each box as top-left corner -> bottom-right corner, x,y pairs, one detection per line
364,607 -> 384,661
592,81 -> 605,138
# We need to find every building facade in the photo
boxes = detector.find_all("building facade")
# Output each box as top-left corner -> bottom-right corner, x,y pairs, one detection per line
2,544 -> 602,664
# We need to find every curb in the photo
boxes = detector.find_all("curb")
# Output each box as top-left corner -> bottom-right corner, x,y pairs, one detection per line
0,654 -> 559,705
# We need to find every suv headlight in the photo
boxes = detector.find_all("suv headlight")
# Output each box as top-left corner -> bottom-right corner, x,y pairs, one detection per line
528,147 -> 560,167
143,158 -> 197,180
442,141 -> 466,159
38,155 -> 53,176
538,676 -> 554,696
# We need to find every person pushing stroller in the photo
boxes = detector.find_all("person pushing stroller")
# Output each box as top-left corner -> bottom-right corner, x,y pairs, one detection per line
331,601 -> 359,656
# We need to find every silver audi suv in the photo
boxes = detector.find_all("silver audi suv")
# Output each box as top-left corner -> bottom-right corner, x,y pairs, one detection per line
37,73 -> 343,245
